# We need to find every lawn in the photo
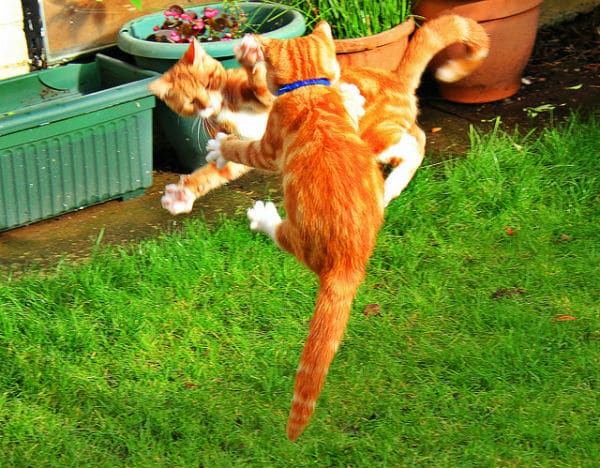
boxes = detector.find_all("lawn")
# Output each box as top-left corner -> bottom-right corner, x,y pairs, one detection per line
0,113 -> 598,466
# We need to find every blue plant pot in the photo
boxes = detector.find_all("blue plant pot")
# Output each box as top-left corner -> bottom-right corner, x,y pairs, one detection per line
117,2 -> 306,172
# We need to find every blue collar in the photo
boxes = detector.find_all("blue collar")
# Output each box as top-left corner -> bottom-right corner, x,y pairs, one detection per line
275,78 -> 331,96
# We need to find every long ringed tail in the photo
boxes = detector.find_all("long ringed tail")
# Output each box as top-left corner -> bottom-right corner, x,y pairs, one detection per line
286,267 -> 365,441
395,14 -> 490,92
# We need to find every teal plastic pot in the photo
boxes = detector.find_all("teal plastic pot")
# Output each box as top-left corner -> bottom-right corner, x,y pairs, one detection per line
117,2 -> 305,172
118,2 -> 306,72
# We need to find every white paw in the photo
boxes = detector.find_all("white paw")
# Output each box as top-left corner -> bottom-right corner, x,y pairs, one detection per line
206,132 -> 229,169
247,200 -> 281,241
376,133 -> 420,165
161,184 -> 196,214
380,134 -> 424,206
338,82 -> 365,128
383,178 -> 399,208
235,34 -> 264,69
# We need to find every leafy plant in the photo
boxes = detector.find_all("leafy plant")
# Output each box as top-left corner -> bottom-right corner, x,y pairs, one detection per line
280,0 -> 413,38
146,2 -> 248,43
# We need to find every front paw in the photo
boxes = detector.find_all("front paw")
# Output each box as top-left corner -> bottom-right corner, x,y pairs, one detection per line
206,132 -> 229,169
235,34 -> 264,69
161,183 -> 196,215
338,82 -> 366,129
247,200 -> 281,239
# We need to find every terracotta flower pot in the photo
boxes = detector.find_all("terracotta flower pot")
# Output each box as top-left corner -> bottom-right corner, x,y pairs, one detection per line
333,19 -> 415,71
414,0 -> 543,103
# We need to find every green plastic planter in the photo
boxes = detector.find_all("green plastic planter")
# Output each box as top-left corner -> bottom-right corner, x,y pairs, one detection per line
117,2 -> 305,172
0,54 -> 156,232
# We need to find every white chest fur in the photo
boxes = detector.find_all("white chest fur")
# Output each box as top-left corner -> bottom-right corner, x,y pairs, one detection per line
217,109 -> 269,140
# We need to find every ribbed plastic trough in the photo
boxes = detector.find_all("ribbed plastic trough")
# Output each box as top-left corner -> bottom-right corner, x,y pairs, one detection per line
0,54 -> 156,231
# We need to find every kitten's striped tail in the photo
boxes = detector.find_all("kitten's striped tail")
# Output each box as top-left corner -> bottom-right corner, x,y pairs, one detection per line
396,14 -> 490,92
286,266 -> 365,441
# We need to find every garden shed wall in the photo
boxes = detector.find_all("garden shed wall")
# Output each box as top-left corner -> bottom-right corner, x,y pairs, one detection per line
0,0 -> 29,79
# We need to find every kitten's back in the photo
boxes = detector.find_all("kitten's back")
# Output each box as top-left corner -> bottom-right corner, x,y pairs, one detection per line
254,24 -> 384,440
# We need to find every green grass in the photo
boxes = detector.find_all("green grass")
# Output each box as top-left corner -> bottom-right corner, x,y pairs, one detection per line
1,113 -> 598,466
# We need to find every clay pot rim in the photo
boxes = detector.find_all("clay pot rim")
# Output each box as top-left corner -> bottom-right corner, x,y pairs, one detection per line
333,18 -> 415,54
421,0 -> 544,22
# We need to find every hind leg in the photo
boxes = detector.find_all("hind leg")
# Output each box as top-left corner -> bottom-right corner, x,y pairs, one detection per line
377,125 -> 425,206
247,200 -> 282,245
247,200 -> 315,270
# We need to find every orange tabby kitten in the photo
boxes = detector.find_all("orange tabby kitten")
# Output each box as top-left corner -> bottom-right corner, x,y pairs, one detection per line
155,15 -> 489,213
148,38 -> 272,213
206,22 -> 384,441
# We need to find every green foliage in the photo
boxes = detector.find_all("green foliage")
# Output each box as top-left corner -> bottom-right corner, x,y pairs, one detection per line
0,113 -> 598,465
280,0 -> 413,38
129,0 -> 143,11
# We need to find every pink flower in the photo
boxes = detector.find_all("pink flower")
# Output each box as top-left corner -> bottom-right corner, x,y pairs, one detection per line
153,26 -> 160,31
164,9 -> 180,18
192,19 -> 205,30
180,14 -> 193,22
169,30 -> 181,42
203,7 -> 220,19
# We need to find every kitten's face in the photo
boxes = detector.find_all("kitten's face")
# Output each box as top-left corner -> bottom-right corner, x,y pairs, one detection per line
255,21 -> 340,95
148,39 -> 226,119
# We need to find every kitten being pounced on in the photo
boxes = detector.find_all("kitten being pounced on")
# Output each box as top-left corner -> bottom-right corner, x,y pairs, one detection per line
205,22 -> 384,441
151,15 -> 489,214
148,39 -> 273,214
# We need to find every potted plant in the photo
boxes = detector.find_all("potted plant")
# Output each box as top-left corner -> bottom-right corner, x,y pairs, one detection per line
413,0 -> 544,103
282,0 -> 415,71
116,1 -> 305,171
117,1 -> 306,72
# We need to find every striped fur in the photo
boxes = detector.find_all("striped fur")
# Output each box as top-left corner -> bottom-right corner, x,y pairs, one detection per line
206,23 -> 385,441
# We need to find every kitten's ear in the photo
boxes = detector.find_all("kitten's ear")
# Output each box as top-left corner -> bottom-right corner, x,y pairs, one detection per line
183,38 -> 207,65
313,21 -> 334,41
147,76 -> 170,99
